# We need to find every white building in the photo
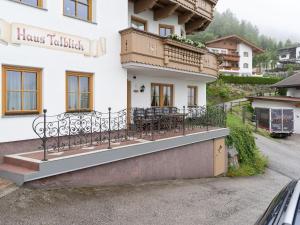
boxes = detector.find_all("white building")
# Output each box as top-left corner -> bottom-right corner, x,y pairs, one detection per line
250,73 -> 300,134
0,0 -> 219,144
206,35 -> 264,76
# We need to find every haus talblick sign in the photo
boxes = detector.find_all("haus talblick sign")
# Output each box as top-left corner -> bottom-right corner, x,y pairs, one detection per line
0,19 -> 106,57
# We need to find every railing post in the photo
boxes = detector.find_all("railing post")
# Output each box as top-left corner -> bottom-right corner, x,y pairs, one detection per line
108,107 -> 112,149
42,109 -> 48,161
230,102 -> 233,113
206,105 -> 209,131
183,106 -> 186,135
151,112 -> 154,141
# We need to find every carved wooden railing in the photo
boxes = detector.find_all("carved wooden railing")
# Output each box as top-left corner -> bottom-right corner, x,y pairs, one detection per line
120,28 -> 219,78
174,0 -> 215,20
222,53 -> 240,62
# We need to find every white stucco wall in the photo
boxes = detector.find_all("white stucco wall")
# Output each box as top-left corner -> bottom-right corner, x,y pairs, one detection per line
252,100 -> 300,134
128,2 -> 183,36
0,0 -> 128,142
128,74 -> 206,109
0,1 -> 210,143
237,43 -> 253,76
287,88 -> 300,98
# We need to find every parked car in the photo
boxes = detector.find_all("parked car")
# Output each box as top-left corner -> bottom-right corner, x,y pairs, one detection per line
255,180 -> 300,225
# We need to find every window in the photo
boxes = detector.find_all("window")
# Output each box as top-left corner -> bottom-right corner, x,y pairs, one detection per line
64,0 -> 92,21
14,0 -> 43,7
244,52 -> 249,57
66,71 -> 93,112
2,65 -> 42,115
243,63 -> 249,68
188,86 -> 198,107
131,16 -> 147,31
159,24 -> 174,37
151,83 -> 173,107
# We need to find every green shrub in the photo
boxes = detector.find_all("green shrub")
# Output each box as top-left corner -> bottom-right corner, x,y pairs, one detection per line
220,75 -> 282,85
226,113 -> 268,176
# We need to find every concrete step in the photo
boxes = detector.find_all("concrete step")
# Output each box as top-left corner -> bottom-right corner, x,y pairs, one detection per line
0,177 -> 18,198
0,164 -> 37,186
3,156 -> 40,171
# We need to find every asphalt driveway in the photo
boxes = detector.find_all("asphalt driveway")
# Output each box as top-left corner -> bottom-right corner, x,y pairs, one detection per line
0,170 -> 289,225
0,134 -> 296,225
255,134 -> 300,179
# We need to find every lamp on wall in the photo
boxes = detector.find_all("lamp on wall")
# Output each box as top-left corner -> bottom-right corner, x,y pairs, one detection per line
140,85 -> 145,93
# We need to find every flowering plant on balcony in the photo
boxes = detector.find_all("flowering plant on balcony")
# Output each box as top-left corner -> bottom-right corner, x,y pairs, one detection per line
168,34 -> 205,48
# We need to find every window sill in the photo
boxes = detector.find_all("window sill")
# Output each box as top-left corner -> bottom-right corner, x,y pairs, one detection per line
63,14 -> 97,25
7,0 -> 47,11
3,111 -> 41,117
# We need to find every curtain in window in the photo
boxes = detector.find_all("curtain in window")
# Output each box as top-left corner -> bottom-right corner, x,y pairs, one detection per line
23,72 -> 37,110
68,76 -> 78,110
151,85 -> 159,107
163,86 -> 171,106
7,71 -> 21,111
79,77 -> 89,109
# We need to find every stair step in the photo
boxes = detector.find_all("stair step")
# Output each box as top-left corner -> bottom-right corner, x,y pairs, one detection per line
0,163 -> 37,175
3,156 -> 39,171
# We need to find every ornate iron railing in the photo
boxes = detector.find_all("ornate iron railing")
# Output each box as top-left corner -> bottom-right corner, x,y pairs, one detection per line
32,106 -> 226,161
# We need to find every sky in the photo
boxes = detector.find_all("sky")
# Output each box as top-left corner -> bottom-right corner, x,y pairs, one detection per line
216,0 -> 300,42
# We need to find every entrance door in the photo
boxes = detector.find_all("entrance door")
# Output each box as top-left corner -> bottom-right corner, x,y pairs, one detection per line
213,138 -> 226,176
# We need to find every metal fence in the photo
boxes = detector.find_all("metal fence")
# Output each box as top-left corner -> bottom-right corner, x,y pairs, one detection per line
32,106 -> 226,161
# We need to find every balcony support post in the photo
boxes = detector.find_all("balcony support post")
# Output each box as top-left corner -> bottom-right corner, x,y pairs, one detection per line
134,0 -> 157,14
154,4 -> 179,21
178,12 -> 194,25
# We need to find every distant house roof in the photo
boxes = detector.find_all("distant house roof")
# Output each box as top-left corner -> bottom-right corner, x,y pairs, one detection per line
248,96 -> 300,104
206,35 -> 265,54
278,44 -> 300,52
271,73 -> 300,88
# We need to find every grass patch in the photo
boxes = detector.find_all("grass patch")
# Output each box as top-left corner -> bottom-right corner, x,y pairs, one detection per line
227,150 -> 268,177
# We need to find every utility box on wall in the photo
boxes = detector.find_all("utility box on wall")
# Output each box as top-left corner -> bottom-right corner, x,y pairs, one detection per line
213,138 -> 227,176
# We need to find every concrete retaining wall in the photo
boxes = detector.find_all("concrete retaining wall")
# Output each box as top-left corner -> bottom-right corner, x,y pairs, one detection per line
26,139 -> 221,189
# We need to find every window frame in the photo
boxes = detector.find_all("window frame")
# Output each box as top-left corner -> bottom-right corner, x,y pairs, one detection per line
243,52 -> 249,57
66,71 -> 94,113
151,83 -> 174,107
159,24 -> 174,37
63,0 -> 93,22
2,65 -> 42,116
187,86 -> 198,107
243,63 -> 249,69
12,0 -> 43,8
131,16 -> 148,32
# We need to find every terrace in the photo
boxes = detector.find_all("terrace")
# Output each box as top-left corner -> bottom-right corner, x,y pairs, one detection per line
0,106 -> 228,185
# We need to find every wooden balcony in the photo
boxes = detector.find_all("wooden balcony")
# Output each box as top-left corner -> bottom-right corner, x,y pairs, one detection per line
132,0 -> 218,33
120,28 -> 219,78
222,53 -> 240,62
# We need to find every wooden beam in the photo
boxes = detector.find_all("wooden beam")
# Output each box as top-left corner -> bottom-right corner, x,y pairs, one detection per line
154,4 -> 179,21
178,12 -> 194,25
185,19 -> 206,34
134,0 -> 157,14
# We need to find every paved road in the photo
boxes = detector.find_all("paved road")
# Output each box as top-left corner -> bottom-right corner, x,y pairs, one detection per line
0,173 -> 289,225
255,134 -> 300,179
0,134 -> 295,225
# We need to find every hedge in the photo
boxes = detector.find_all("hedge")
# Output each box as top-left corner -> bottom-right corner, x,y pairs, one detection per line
220,75 -> 282,85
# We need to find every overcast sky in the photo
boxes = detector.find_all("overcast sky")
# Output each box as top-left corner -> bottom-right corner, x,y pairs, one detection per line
216,0 -> 300,42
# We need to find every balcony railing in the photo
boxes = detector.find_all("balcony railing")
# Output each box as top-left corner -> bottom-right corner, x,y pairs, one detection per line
120,28 -> 219,78
222,53 -> 240,62
132,0 -> 218,32
33,106 -> 226,161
